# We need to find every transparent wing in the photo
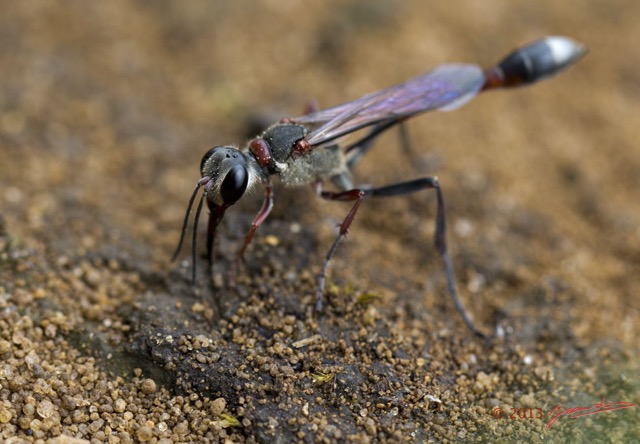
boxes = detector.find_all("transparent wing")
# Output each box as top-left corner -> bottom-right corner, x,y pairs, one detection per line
291,64 -> 485,146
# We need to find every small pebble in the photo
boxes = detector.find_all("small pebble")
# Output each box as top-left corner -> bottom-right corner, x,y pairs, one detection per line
210,398 -> 226,417
140,378 -> 157,394
0,405 -> 12,423
36,399 -> 55,419
137,425 -> 154,441
0,340 -> 11,354
114,398 -> 127,413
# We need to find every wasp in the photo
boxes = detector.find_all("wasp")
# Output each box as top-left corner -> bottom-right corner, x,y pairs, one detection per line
173,36 -> 585,336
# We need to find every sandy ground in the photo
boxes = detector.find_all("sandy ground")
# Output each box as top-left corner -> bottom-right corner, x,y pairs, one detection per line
1,1 -> 639,442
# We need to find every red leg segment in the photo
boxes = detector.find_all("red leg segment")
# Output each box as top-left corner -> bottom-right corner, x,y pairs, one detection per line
229,180 -> 274,286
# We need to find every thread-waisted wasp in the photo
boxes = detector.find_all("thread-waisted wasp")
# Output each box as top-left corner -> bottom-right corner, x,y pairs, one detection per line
173,36 -> 585,337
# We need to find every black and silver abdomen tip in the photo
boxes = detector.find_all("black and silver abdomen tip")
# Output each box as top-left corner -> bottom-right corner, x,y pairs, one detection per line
542,36 -> 587,69
486,36 -> 586,89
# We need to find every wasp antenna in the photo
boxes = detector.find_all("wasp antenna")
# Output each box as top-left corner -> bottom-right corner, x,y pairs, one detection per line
189,190 -> 207,285
172,179 -> 208,262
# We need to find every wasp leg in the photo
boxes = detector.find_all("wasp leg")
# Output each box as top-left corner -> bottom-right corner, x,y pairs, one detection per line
229,180 -> 274,286
317,177 -> 485,338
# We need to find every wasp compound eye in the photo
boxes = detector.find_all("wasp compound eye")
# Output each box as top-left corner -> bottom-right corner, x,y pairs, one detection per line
200,147 -> 219,175
220,164 -> 249,205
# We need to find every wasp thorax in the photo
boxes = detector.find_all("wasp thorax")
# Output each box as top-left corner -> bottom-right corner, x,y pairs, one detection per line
261,123 -> 307,163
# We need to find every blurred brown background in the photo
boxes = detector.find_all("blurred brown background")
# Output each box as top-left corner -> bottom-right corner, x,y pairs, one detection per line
1,0 -> 638,441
